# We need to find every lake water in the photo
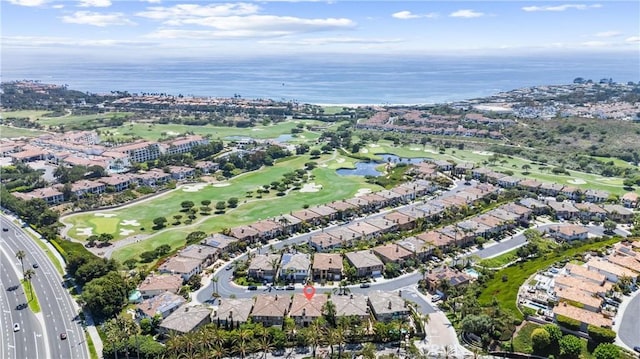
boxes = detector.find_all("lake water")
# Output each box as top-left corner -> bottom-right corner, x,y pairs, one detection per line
336,154 -> 428,177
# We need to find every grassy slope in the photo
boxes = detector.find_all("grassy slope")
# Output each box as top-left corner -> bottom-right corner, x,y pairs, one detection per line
0,125 -> 47,138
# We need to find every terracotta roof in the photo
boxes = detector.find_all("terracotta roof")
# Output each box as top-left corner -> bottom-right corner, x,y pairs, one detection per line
312,253 -> 343,271
345,250 -> 384,269
372,243 -> 413,262
250,294 -> 291,318
565,264 -> 605,284
553,303 -> 611,328
289,293 -> 327,319
138,274 -> 183,293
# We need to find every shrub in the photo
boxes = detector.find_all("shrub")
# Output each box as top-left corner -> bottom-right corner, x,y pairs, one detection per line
556,314 -> 581,331
530,328 -> 551,351
593,343 -> 620,359
587,325 -> 616,344
559,335 -> 582,359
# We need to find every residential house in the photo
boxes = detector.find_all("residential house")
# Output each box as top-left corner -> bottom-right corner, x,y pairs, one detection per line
289,293 -> 328,327
367,291 -> 409,322
312,253 -> 343,282
621,192 -> 639,208
326,200 -> 358,220
309,232 -> 345,252
539,182 -> 565,197
471,167 -> 492,180
229,225 -> 260,244
308,205 -> 338,222
549,224 -> 589,241
163,135 -> 209,155
397,236 -> 434,260
546,200 -> 579,220
518,179 -> 543,193
248,254 -> 281,281
376,189 -> 406,206
138,273 -> 183,299
346,221 -> 383,240
372,243 -> 414,266
585,189 -> 610,203
383,211 -> 415,231
202,233 -> 237,254
158,256 -> 203,281
554,286 -> 602,312
423,266 -> 473,294
553,303 -> 612,331
133,169 -> 171,187
496,176 -> 521,188
272,214 -> 302,235
565,264 -> 606,285
177,244 -> 218,267
331,294 -> 370,321
560,186 -> 581,200
12,187 -> 64,205
416,231 -> 455,250
432,160 -> 453,172
364,216 -> 397,234
249,219 -> 282,241
136,291 -> 186,319
553,275 -> 612,296
9,146 -> 48,163
158,305 -> 212,335
212,298 -> 254,328
586,258 -> 637,283
606,254 -> 640,274
518,197 -> 548,215
291,208 -> 325,226
601,204 -> 635,223
499,202 -> 533,224
194,160 -> 219,174
454,162 -> 474,175
574,203 -> 607,222
279,253 -> 311,283
345,250 -> 384,278
250,294 -> 291,327
326,227 -> 360,244
98,174 -> 134,192
68,180 -> 106,198
357,193 -> 388,210
167,165 -> 196,181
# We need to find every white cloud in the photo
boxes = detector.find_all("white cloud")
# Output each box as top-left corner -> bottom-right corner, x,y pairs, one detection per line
595,31 -> 621,38
522,4 -> 602,12
61,11 -> 136,26
7,0 -> 48,7
392,11 -> 438,20
582,41 -> 607,47
78,0 -> 111,7
2,36 -> 155,47
140,0 -> 161,3
626,36 -> 640,43
52,4 -> 64,8
163,15 -> 354,31
136,3 -> 260,21
449,9 -> 484,18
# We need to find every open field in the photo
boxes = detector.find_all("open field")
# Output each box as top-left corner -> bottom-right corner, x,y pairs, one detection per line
37,112 -> 133,127
1,110 -> 50,120
98,120 -> 336,142
0,125 -> 48,138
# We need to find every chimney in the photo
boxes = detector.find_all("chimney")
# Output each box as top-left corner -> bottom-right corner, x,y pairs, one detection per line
388,301 -> 392,310
185,307 -> 189,312
350,294 -> 353,299
329,257 -> 332,264
396,245 -> 399,253
275,295 -> 278,300
302,308 -> 306,316
229,310 -> 233,318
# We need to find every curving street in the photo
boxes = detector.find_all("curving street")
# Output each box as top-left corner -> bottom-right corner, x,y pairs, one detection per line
1,216 -> 89,359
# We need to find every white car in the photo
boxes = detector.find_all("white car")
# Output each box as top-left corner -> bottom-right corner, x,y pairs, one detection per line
13,323 -> 20,332
431,295 -> 442,302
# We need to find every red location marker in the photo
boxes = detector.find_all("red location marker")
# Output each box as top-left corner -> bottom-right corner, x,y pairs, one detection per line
303,285 -> 316,301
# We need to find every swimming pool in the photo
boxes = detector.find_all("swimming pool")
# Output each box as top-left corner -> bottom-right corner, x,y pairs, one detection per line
464,268 -> 480,278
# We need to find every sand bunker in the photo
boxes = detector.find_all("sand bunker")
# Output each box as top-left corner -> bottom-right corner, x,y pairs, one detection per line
360,149 -> 369,153
369,144 -> 380,148
409,147 -> 421,151
354,188 -> 372,197
300,182 -> 322,193
76,228 -> 93,236
94,213 -> 116,218
472,151 -> 494,156
166,131 -> 180,136
182,183 -> 208,192
423,149 -> 439,154
213,183 -> 231,187
251,128 -> 263,131
567,178 -> 587,185
121,220 -> 141,226
336,158 -> 345,163
319,164 -> 328,168
120,229 -> 135,236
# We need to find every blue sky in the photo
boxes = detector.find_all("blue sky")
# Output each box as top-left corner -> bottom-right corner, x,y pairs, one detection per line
2,0 -> 639,59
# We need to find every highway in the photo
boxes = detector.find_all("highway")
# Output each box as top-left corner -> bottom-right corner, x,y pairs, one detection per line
1,216 -> 89,359
0,242 -> 46,359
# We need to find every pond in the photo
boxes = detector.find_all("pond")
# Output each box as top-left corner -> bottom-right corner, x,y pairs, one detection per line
336,154 -> 428,177
274,134 -> 293,143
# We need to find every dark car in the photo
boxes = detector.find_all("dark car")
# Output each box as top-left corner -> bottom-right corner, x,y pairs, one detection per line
247,285 -> 258,291
633,346 -> 640,353
60,332 -> 67,340
285,285 -> 295,290
32,263 -> 39,269
2,227 -> 8,232
359,283 -> 370,288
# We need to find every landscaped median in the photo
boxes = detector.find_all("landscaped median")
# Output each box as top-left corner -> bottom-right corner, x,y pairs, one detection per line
21,278 -> 41,313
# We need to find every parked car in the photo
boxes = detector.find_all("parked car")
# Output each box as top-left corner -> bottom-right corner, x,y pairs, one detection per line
359,283 -> 370,288
432,295 -> 442,302
275,286 -> 285,291
247,286 -> 258,291
285,285 -> 295,290
633,346 -> 640,353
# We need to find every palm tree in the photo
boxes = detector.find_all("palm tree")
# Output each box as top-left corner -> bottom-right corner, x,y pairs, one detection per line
334,324 -> 347,358
360,342 -> 376,359
207,344 -> 226,359
15,250 -> 26,278
231,328 -> 253,358
23,269 -> 35,301
257,336 -> 274,359
211,276 -> 219,297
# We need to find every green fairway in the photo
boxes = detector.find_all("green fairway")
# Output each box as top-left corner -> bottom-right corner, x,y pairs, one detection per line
0,125 -> 48,139
36,112 -> 133,127
63,153 -> 380,244
1,110 -> 49,120
98,120 -> 336,142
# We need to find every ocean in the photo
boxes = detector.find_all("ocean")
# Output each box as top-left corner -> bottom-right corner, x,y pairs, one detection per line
2,53 -> 638,105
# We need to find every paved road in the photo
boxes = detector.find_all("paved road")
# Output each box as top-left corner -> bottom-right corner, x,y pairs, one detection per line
475,223 -> 629,259
617,291 -> 640,350
1,216 -> 89,359
0,244 -> 46,359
